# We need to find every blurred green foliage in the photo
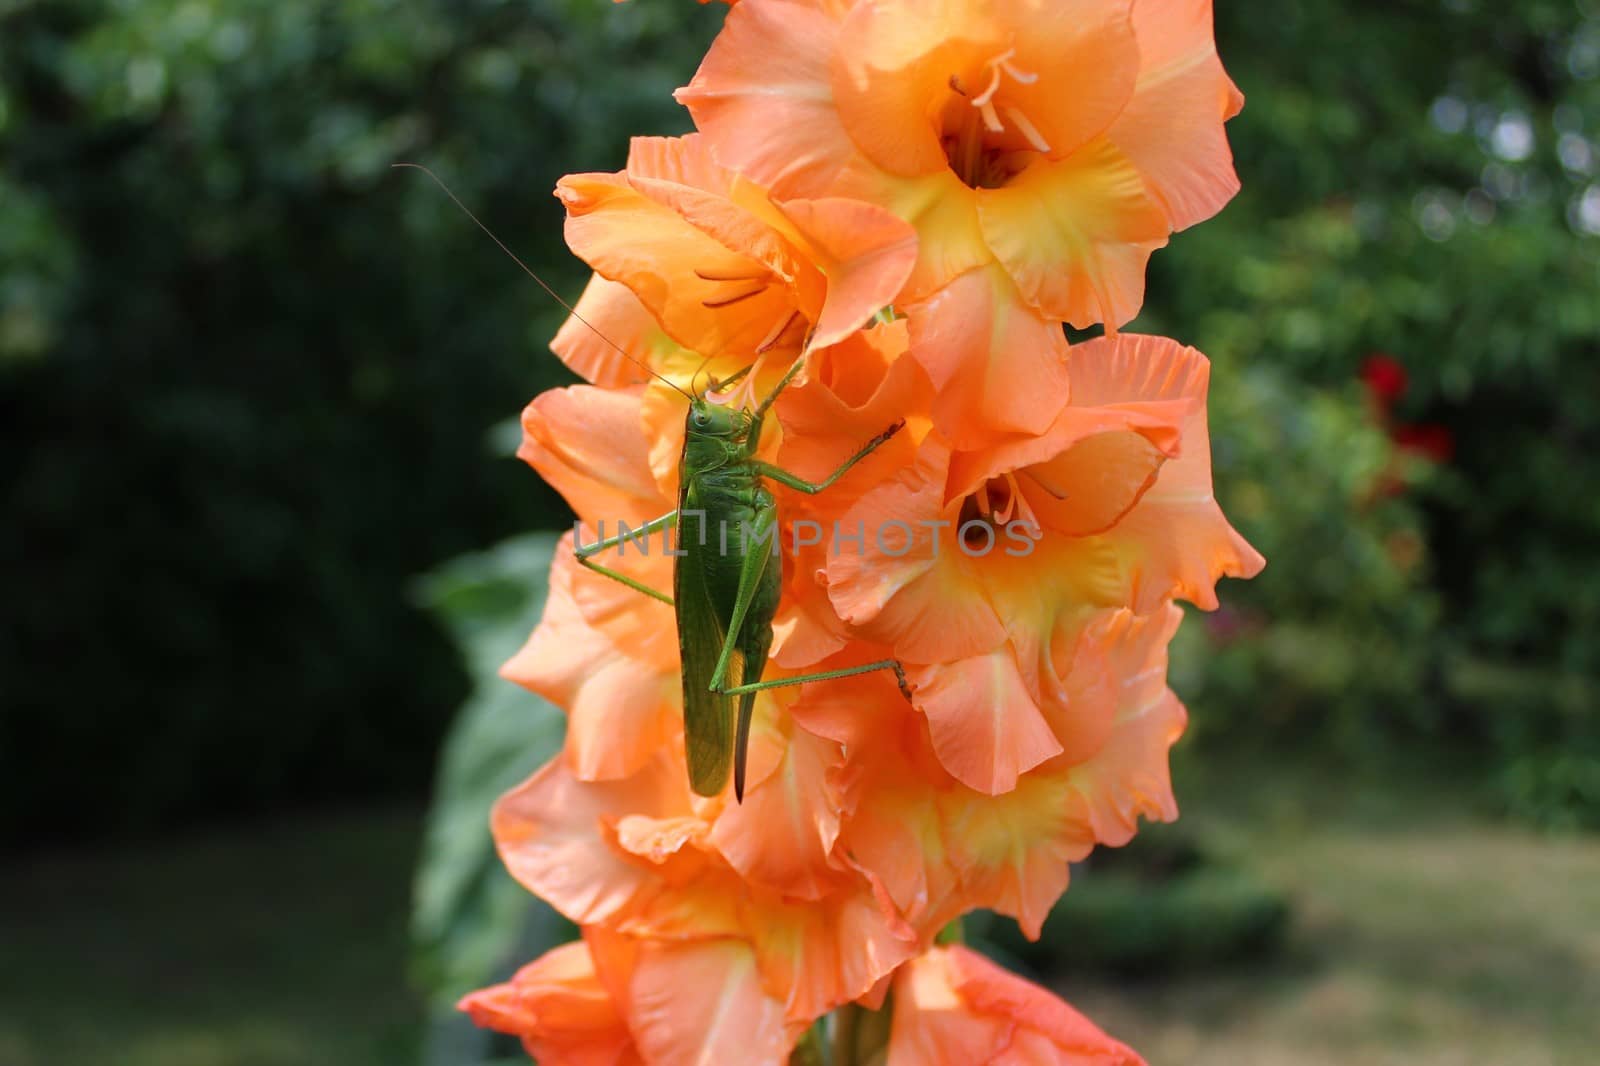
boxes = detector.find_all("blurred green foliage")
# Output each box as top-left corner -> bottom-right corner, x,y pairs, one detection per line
1149,0 -> 1600,827
972,829 -> 1290,978
0,0 -> 719,841
409,534 -> 571,1065
4,0 -> 1598,849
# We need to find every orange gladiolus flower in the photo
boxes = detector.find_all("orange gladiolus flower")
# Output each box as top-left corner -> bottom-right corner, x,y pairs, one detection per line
556,134 -> 917,374
887,946 -> 1146,1065
792,604 -> 1186,939
819,334 -> 1260,793
678,0 -> 1242,330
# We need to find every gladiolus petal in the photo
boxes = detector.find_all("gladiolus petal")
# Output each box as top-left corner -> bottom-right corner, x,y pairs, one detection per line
976,139 -> 1169,329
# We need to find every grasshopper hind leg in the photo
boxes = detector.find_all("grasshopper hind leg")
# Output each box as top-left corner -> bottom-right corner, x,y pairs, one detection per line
730,560 -> 777,802
734,695 -> 755,802
573,510 -> 679,606
721,656 -> 916,801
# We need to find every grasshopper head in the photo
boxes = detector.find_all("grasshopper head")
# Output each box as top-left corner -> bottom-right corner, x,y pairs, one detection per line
686,396 -> 751,442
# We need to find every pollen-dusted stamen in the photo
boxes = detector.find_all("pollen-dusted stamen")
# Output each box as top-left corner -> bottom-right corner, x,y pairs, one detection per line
694,267 -> 766,282
702,283 -> 769,309
699,265 -> 774,310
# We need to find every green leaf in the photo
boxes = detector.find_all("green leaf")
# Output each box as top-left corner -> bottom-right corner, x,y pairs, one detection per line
410,534 -> 573,1064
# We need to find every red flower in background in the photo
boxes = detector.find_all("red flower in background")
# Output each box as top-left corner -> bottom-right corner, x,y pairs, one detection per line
1360,352 -> 1408,409
1361,352 -> 1453,470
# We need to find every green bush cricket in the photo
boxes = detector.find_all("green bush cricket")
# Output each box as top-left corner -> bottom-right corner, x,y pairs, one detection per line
574,362 -> 911,800
399,163 -> 912,801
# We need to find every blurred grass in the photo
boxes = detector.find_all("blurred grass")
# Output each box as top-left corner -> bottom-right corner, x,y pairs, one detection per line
0,808 -> 423,1066
1063,756 -> 1600,1066
2,760 -> 1597,1066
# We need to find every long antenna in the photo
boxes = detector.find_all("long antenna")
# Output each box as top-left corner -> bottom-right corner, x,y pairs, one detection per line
392,162 -> 690,399
688,352 -> 717,398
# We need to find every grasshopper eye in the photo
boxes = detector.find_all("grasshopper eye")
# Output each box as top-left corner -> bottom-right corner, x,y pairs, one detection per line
692,409 -> 712,428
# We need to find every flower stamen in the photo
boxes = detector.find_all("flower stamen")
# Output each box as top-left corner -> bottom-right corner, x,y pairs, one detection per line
990,474 -> 1018,525
1000,58 -> 1038,85
943,48 -> 1050,185
965,472 -> 1045,540
969,51 -> 1009,110
967,48 -> 1050,150
755,309 -> 802,353
977,99 -> 1005,135
702,283 -> 769,309
1003,106 -> 1051,154
695,268 -> 766,282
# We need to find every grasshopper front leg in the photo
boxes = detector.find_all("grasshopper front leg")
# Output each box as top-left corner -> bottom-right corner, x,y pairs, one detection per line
715,416 -> 908,698
706,414 -> 906,695
751,420 -> 906,496
574,510 -> 678,606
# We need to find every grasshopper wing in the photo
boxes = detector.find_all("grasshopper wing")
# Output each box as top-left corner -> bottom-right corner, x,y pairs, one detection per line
675,484 -> 738,796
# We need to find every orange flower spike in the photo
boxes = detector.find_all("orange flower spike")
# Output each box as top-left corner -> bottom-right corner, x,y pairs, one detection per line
555,134 -> 916,375
680,0 -> 1244,332
887,946 -> 1146,1066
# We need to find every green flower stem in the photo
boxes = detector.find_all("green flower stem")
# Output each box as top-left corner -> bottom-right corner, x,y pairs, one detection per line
833,1002 -> 860,1066
791,1021 -> 828,1066
830,995 -> 894,1066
